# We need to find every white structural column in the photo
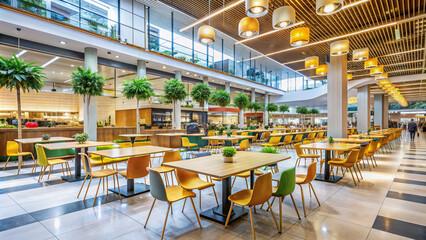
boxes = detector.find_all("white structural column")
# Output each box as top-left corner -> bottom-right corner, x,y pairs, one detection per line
137,60 -> 146,78
264,93 -> 269,125
374,94 -> 389,129
357,85 -> 371,132
251,88 -> 256,103
327,55 -> 348,138
84,47 -> 98,141
174,70 -> 182,129
225,82 -> 231,93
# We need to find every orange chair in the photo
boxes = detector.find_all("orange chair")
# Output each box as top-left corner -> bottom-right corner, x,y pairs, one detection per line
261,136 -> 282,149
329,150 -> 360,186
364,140 -> 379,168
4,141 -> 36,174
118,155 -> 150,185
224,173 -> 279,239
176,168 -> 219,211
150,151 -> 181,187
306,132 -> 316,141
238,139 -> 251,151
296,162 -> 320,217
291,134 -> 303,146
280,135 -> 293,152
118,142 -> 132,148
294,143 -> 320,166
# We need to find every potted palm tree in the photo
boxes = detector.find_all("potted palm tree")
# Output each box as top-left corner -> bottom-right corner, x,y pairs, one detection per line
122,77 -> 154,134
71,67 -> 105,135
164,78 -> 187,129
266,103 -> 278,124
0,54 -> 45,140
190,83 -> 211,124
279,104 -> 289,115
210,89 -> 230,124
234,93 -> 250,128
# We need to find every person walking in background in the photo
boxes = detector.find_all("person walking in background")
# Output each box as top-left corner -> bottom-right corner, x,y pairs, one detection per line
408,119 -> 418,141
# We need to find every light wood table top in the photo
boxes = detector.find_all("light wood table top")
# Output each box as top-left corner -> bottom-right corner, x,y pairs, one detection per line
14,137 -> 75,144
164,151 -> 291,179
300,142 -> 360,151
156,133 -> 204,136
202,135 -> 255,141
38,141 -> 115,150
349,134 -> 384,139
333,138 -> 372,144
271,130 -> 326,137
88,145 -> 173,158
119,134 -> 153,137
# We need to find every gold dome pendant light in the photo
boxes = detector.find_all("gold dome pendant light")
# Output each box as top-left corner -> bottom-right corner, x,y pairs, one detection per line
305,56 -> 319,69
198,0 -> 215,44
375,72 -> 388,80
347,73 -> 353,80
290,27 -> 309,46
316,64 -> 328,75
245,0 -> 268,18
330,39 -> 349,55
272,6 -> 295,29
353,48 -> 369,61
316,0 -> 343,15
239,17 -> 260,38
364,57 -> 378,69
370,65 -> 384,76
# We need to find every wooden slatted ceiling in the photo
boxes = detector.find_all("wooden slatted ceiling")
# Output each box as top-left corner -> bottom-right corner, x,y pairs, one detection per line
159,0 -> 425,79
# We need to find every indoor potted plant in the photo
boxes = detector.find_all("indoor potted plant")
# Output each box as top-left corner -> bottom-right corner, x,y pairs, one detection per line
223,146 -> 237,163
74,133 -> 89,144
226,130 -> 232,137
42,134 -> 51,141
328,136 -> 335,144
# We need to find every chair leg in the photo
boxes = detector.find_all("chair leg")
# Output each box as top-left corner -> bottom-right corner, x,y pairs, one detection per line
93,177 -> 103,207
30,154 -> 36,175
248,206 -> 256,240
244,178 -> 249,189
144,199 -> 156,228
83,176 -> 93,201
231,177 -> 237,189
161,203 -> 171,240
77,174 -> 89,198
181,198 -> 187,212
212,186 -> 219,207
267,200 -> 279,232
3,156 -> 10,170
299,185 -> 307,217
290,194 -> 301,220
309,183 -> 320,206
47,165 -> 53,180
199,190 -> 202,210
189,197 -> 202,229
224,202 -> 235,228
349,168 -> 357,186
38,166 -> 47,182
356,163 -> 363,180
279,196 -> 283,233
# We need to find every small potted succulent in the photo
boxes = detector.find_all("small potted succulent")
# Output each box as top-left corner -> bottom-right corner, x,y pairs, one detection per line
367,128 -> 372,135
42,134 -> 51,141
218,126 -> 226,135
264,125 -> 269,129
223,146 -> 237,163
328,136 -> 335,144
74,133 -> 89,144
226,130 -> 232,137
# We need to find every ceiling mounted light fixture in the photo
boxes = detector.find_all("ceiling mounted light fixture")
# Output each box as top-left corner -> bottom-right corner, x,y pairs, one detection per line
375,72 -> 388,80
364,57 -> 378,69
290,27 -> 309,46
305,56 -> 319,69
347,73 -> 352,80
316,0 -> 343,15
316,64 -> 328,75
239,17 -> 260,38
198,25 -> 215,44
353,48 -> 369,61
272,6 -> 295,29
370,65 -> 384,76
245,0 -> 268,18
330,39 -> 349,55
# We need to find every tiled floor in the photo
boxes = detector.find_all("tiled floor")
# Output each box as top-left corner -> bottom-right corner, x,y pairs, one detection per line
0,132 -> 425,240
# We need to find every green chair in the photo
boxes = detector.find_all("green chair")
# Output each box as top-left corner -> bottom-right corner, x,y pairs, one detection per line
270,167 -> 301,232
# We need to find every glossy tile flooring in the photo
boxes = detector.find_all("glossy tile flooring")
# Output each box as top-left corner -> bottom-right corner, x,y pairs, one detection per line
0,132 -> 425,240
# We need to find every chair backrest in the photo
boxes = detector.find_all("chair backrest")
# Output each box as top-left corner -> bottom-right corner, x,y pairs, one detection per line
357,144 -> 368,160
283,135 -> 293,143
133,141 -> 152,147
302,162 -> 317,183
345,149 -> 359,164
248,172 -> 272,206
162,150 -> 182,164
118,142 -> 132,148
149,169 -> 168,201
294,143 -> 304,156
317,132 -> 324,138
295,134 -> 303,141
126,156 -> 150,179
308,133 -> 316,139
207,131 -> 215,136
239,139 -> 250,151
232,131 -> 237,136
274,167 -> 296,196
241,132 -> 248,136
272,130 -> 279,134
175,168 -> 202,189
79,153 -> 92,174
254,133 -> 258,140
35,145 -> 49,166
7,141 -> 19,156
264,132 -> 271,139
269,136 -> 281,144
368,140 -> 379,153
181,137 -> 190,147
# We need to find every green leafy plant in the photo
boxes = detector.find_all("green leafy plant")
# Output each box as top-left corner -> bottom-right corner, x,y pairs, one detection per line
122,77 -> 154,133
223,147 -> 237,157
210,89 -> 230,124
176,56 -> 187,61
260,146 -> 279,154
234,93 -> 250,127
0,54 -> 45,139
164,78 -> 187,129
42,134 -> 51,140
265,125 -> 269,129
359,135 -> 363,139
279,104 -> 289,114
218,126 -> 226,135
74,133 -> 89,144
97,122 -> 104,127
248,102 -> 263,113
367,128 -> 372,135
266,103 -> 278,124
230,124 -> 239,130
296,106 -> 309,114
226,130 -> 232,137
308,108 -> 320,114
208,125 -> 217,131
190,83 -> 211,124
328,136 -> 334,144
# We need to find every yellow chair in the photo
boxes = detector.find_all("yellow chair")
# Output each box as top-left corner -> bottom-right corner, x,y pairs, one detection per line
118,155 -> 150,185
306,132 -> 316,141
90,145 -> 129,167
207,131 -> 222,149
181,137 -> 198,152
261,136 -> 282,148
291,134 -> 303,146
133,141 -> 152,147
118,142 -> 132,148
4,141 -> 36,174
272,130 -> 279,134
315,132 -> 325,141
238,139 -> 251,151
77,153 -> 122,207
364,140 -> 379,168
145,169 -> 202,240
280,135 -> 293,152
241,132 -> 249,136
231,169 -> 264,189
329,150 -> 360,186
296,162 -> 320,217
150,151 -> 181,187
176,168 -> 219,211
294,143 -> 320,166
35,145 -> 71,182
225,173 -> 279,239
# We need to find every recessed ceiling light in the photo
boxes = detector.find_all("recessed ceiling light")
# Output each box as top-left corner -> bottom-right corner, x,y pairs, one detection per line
194,74 -> 197,77
115,55 -> 119,58
186,72 -> 189,75
15,50 -> 27,57
70,64 -> 74,67
41,56 -> 60,68
122,70 -> 125,73
59,41 -> 66,45
52,71 -> 55,73
162,66 -> 166,69
60,72 -> 63,75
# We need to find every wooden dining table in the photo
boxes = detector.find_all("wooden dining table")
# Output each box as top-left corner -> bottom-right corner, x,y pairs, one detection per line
300,142 -> 360,183
119,134 -> 153,146
14,137 -> 75,175
333,138 -> 372,144
88,145 -> 173,197
38,141 -> 114,182
164,151 -> 291,224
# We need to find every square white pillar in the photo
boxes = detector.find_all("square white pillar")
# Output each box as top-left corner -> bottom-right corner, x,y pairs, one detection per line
84,47 -> 98,141
357,85 -> 371,132
374,94 -> 389,129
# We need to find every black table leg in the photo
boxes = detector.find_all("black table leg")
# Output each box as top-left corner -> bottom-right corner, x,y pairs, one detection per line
250,169 -> 254,189
61,147 -> 87,182
315,150 -> 342,183
109,178 -> 150,197
130,137 -> 135,146
200,176 -> 248,224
